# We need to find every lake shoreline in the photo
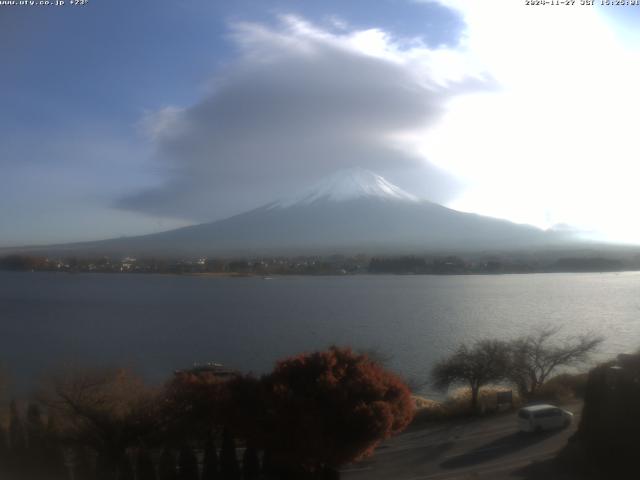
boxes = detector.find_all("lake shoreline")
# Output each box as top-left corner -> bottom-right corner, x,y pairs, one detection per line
3,269 -> 640,278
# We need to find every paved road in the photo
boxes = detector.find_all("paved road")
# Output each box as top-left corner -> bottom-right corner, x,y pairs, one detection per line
342,404 -> 581,480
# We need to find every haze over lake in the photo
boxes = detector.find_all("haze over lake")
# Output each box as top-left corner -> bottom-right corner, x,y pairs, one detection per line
1,271 -> 638,394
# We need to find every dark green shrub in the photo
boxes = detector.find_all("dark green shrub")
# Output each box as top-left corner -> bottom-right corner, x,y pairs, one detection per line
177,445 -> 198,480
201,436 -> 219,480
136,448 -> 156,480
242,445 -> 260,479
220,428 -> 240,480
158,449 -> 177,480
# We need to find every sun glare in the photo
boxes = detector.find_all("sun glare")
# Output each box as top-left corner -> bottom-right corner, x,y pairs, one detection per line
416,1 -> 640,242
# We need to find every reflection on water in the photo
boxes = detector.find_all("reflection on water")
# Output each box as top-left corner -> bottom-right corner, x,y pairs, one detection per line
0,271 -> 638,393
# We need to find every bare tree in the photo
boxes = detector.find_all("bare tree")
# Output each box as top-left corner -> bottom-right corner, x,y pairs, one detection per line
44,368 -> 161,477
508,326 -> 603,398
431,339 -> 510,411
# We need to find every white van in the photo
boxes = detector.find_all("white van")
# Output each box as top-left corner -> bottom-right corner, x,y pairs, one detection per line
517,404 -> 573,432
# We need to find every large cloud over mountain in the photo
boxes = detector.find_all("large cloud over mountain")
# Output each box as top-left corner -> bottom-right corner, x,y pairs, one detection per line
118,15 -> 486,221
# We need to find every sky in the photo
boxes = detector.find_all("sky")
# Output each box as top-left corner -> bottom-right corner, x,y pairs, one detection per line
2,0 -> 640,246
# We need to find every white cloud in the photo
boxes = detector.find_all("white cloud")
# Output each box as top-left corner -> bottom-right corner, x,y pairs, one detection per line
122,6 -> 640,244
139,106 -> 186,142
119,15 -> 482,221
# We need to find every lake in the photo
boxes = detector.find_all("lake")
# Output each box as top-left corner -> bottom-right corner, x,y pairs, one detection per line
1,271 -> 639,395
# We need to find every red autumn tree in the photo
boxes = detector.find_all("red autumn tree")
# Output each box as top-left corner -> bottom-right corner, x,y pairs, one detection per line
161,368 -> 231,442
245,346 -> 414,473
160,349 -> 413,476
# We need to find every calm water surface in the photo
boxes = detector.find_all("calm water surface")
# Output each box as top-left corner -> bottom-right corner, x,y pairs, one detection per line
1,271 -> 639,393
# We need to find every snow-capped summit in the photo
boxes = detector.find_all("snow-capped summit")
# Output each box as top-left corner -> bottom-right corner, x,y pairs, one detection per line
272,167 -> 418,208
21,167 -> 570,257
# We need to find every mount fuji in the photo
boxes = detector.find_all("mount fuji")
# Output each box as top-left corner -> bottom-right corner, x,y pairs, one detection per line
14,168 -> 570,257
271,167 -> 420,207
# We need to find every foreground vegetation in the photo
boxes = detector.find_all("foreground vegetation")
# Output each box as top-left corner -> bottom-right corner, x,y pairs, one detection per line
430,326 -> 602,411
412,374 -> 589,426
558,352 -> 640,478
0,327 -> 610,479
0,347 -> 414,480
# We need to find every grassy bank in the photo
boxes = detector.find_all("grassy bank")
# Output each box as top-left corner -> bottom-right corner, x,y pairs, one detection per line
411,373 -> 588,426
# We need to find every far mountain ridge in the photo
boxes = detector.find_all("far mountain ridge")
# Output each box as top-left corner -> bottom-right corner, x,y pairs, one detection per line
2,168 -> 576,257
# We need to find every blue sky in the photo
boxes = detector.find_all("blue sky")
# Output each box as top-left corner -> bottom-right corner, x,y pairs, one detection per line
0,0 -> 462,246
2,0 -> 640,246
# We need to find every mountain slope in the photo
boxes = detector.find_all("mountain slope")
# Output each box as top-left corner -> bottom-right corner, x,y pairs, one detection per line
8,169 -> 570,257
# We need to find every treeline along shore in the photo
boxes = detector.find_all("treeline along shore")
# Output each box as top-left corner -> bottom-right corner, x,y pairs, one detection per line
1,251 -> 640,276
